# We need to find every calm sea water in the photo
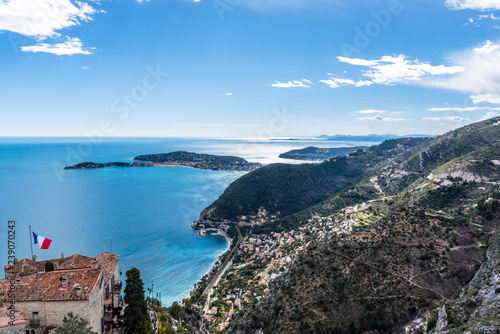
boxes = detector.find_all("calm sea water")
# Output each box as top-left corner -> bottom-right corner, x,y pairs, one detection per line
0,137 -> 378,306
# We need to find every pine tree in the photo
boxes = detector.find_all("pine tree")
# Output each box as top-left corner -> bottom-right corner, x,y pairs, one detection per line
133,320 -> 153,334
124,267 -> 150,333
44,261 -> 55,272
54,312 -> 97,334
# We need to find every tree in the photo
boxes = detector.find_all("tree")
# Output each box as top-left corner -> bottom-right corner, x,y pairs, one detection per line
133,320 -> 153,334
54,312 -> 97,334
44,261 -> 55,272
124,267 -> 150,333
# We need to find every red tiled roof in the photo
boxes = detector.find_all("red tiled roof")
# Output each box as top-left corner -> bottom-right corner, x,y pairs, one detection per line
1,268 -> 101,302
0,306 -> 28,328
5,252 -> 119,286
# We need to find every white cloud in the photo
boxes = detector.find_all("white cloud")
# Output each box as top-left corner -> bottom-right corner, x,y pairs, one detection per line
429,40 -> 500,93
21,37 -> 93,55
479,111 -> 500,120
81,66 -> 88,69
479,13 -> 500,20
445,0 -> 500,10
423,116 -> 470,122
338,55 -> 465,85
225,92 -> 233,96
272,80 -> 311,88
470,93 -> 500,104
353,110 -> 385,114
427,106 -> 488,111
0,0 -> 98,39
356,115 -> 407,121
473,40 -> 500,54
320,78 -> 373,88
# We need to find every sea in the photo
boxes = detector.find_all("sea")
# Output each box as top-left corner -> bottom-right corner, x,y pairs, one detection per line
0,137 -> 380,306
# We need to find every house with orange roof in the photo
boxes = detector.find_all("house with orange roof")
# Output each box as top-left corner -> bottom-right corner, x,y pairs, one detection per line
1,252 -> 121,334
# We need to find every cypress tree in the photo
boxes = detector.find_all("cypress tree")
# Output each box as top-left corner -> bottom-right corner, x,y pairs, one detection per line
124,267 -> 150,333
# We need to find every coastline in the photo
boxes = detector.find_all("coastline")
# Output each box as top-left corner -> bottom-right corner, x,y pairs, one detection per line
183,227 -> 232,302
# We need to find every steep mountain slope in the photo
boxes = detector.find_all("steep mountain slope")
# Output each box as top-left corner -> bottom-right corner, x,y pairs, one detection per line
433,229 -> 500,333
200,138 -> 430,221
223,117 -> 500,333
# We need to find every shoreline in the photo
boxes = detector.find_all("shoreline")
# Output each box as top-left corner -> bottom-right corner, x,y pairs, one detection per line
183,228 -> 232,302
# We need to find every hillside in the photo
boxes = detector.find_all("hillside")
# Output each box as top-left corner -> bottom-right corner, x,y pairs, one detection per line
278,146 -> 367,161
432,229 -> 500,333
200,138 -> 430,221
219,117 -> 500,333
133,151 -> 262,171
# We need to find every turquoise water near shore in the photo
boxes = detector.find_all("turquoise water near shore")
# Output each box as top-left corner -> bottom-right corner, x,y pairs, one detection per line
0,137 -> 378,306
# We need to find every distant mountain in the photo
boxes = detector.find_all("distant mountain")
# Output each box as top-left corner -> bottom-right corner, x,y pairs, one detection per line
278,146 -> 368,161
316,134 -> 431,142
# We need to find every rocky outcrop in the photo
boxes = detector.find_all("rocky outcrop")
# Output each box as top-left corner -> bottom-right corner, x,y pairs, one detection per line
433,229 -> 500,333
428,171 -> 490,183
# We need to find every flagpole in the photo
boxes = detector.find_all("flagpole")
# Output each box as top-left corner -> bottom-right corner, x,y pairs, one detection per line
29,225 -> 35,273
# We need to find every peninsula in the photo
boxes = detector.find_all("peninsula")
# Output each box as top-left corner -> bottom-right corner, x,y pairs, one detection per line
279,146 -> 368,161
64,151 -> 262,171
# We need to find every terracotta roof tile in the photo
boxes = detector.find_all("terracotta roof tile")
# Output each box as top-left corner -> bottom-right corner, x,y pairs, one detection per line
5,252 -> 119,286
1,269 -> 101,302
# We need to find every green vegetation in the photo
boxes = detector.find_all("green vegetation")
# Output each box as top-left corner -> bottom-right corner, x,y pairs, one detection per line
124,267 -> 151,334
203,138 -> 430,222
134,151 -> 262,171
278,146 -> 367,161
219,117 -> 500,333
54,312 -> 97,334
44,260 -> 54,272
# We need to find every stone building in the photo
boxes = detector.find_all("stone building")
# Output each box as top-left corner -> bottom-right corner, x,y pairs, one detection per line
0,252 -> 122,334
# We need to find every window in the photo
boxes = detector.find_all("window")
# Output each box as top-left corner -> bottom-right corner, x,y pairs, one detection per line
31,312 -> 39,327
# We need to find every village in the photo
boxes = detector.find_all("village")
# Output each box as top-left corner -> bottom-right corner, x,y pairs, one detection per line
193,201 -> 387,332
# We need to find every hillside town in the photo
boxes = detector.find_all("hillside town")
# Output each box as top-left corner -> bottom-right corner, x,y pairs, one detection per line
191,201 -> 386,332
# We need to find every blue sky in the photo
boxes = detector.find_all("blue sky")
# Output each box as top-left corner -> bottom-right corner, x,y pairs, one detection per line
1,0 -> 500,137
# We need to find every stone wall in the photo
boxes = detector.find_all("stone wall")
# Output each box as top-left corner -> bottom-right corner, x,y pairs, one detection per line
0,324 -> 28,334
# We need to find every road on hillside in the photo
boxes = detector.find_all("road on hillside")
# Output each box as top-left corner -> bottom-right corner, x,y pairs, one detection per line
201,226 -> 242,308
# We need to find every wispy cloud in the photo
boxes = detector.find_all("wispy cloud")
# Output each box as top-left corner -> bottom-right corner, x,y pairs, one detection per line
320,78 -> 373,88
353,110 -> 386,114
335,40 -> 500,95
423,116 -> 470,122
429,40 -> 500,94
427,106 -> 488,112
0,0 -> 103,55
338,55 -> 465,85
473,40 -> 500,54
21,37 -> 94,55
470,93 -> 500,104
0,0 -> 98,39
356,115 -> 407,121
225,92 -> 233,96
272,80 -> 311,88
445,0 -> 500,11
479,111 -> 500,121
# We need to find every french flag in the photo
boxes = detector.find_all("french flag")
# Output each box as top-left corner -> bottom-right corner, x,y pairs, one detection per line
33,232 -> 52,249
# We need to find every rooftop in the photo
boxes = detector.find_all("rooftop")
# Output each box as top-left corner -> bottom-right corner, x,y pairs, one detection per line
5,251 -> 119,286
1,268 -> 101,302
